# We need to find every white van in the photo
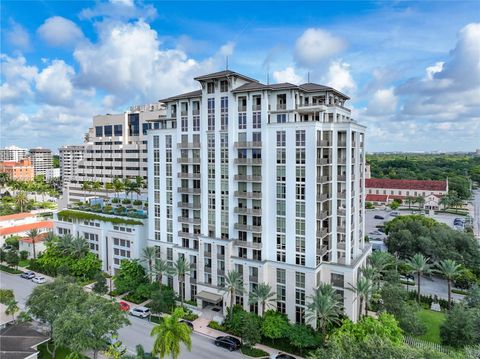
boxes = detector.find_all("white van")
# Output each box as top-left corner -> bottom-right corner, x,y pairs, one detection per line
129,306 -> 151,318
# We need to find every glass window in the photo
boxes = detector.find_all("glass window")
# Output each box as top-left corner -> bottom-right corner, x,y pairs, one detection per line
114,124 -> 123,136
95,126 -> 103,137
104,125 -> 113,136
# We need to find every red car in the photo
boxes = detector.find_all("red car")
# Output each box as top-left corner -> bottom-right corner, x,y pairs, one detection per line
119,301 -> 130,311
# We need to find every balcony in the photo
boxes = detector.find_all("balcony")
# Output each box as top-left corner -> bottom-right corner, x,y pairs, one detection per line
177,157 -> 200,164
177,187 -> 201,194
318,140 -> 331,146
177,142 -> 201,149
177,172 -> 201,179
276,103 -> 286,110
234,207 -> 262,215
233,174 -> 262,182
178,216 -> 201,225
234,141 -> 262,149
217,268 -> 225,275
319,175 -> 330,182
204,251 -> 211,258
252,105 -> 261,111
337,192 -> 346,198
238,106 -> 247,112
234,191 -> 262,199
249,275 -> 258,283
317,193 -> 328,202
317,245 -> 329,255
234,158 -> 262,165
337,175 -> 346,181
204,266 -> 212,273
318,158 -> 330,165
338,141 -> 347,147
318,211 -> 330,219
192,110 -> 200,116
338,242 -> 346,250
177,201 -> 201,209
316,228 -> 328,237
337,226 -> 346,233
177,231 -> 197,239
233,239 -> 262,250
338,158 -> 347,164
296,103 -> 327,113
234,223 -> 262,233
338,208 -> 346,216
181,111 -> 188,116
217,253 -> 225,260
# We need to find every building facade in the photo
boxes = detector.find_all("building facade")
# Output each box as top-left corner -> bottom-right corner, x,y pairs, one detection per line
29,148 -> 53,177
147,70 -> 370,324
0,158 -> 34,181
64,103 -> 165,204
0,146 -> 28,162
59,145 -> 84,188
365,178 -> 448,210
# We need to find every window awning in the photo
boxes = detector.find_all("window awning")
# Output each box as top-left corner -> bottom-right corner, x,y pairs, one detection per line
196,291 -> 223,304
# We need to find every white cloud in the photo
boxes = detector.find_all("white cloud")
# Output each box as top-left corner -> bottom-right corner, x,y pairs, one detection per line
0,55 -> 37,104
324,60 -> 356,93
272,67 -> 304,84
79,0 -> 157,21
294,28 -> 345,67
5,20 -> 31,51
35,60 -> 76,106
366,87 -> 398,116
37,16 -> 84,47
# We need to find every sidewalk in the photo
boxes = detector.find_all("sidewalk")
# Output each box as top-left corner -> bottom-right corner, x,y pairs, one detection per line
193,317 -> 302,359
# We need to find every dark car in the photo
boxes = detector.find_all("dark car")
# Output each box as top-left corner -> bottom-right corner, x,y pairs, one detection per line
276,354 -> 296,359
405,274 -> 415,281
20,271 -> 36,279
374,215 -> 385,220
214,336 -> 241,351
180,319 -> 194,330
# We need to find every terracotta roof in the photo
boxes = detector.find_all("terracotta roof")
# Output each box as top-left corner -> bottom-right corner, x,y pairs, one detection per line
19,232 -> 49,243
0,221 -> 53,236
366,194 -> 389,202
365,178 -> 447,191
0,213 -> 34,222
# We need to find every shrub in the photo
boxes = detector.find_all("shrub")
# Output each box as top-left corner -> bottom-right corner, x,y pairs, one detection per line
122,199 -> 131,205
365,202 -> 374,209
208,320 -> 226,331
111,198 -> 120,203
5,236 -> 20,249
19,250 -> 29,260
454,268 -> 478,289
133,200 -> 142,206
57,210 -> 143,225
103,205 -> 113,213
240,346 -> 269,357
181,308 -> 199,321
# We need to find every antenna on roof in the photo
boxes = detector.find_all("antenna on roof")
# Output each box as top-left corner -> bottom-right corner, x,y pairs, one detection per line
307,71 -> 310,83
226,56 -> 229,70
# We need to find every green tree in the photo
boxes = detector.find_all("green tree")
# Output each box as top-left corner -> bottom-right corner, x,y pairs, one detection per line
261,310 -> 289,344
150,286 -> 176,314
123,345 -> 153,359
112,178 -> 124,199
57,233 -> 75,254
436,259 -> 463,308
306,283 -> 342,335
348,277 -> 373,318
249,283 -> 276,316
19,250 -> 29,260
222,270 -> 244,313
153,258 -> 173,286
70,236 -> 90,258
150,307 -> 192,359
405,196 -> 416,210
92,180 -> 102,198
440,304 -> 480,348
287,324 -> 320,355
415,196 -> 425,211
15,191 -> 28,212
406,253 -> 432,302
389,201 -> 400,210
5,250 -> 19,268
0,289 -> 14,304
5,299 -> 19,322
26,229 -> 40,259
92,272 -> 108,295
141,246 -> 156,283
81,181 -> 92,202
174,257 -> 191,307
240,312 -> 262,348
114,259 -> 148,294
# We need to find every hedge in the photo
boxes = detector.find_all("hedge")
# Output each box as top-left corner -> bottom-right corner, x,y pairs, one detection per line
57,210 -> 143,226
0,264 -> 22,274
241,346 -> 269,358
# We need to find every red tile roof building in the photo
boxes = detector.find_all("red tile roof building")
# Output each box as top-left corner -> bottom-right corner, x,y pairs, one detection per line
0,158 -> 34,181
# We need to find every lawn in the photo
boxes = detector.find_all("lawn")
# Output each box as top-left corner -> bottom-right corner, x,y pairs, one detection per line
416,309 -> 446,344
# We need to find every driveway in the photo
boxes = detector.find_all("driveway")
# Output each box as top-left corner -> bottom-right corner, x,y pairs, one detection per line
405,274 -> 465,302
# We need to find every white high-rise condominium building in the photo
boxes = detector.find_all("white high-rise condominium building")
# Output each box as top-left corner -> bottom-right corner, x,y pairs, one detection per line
147,70 -> 370,324
0,145 -> 28,162
59,145 -> 85,188
65,103 -> 165,203
29,148 -> 53,177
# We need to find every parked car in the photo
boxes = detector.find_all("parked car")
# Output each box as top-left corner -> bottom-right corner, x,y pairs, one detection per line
389,211 -> 399,217
400,275 -> 415,284
32,276 -> 46,284
119,301 -> 130,311
20,271 -> 36,279
214,336 -> 241,351
378,227 -> 385,233
276,354 -> 296,359
106,335 -> 127,355
129,306 -> 151,318
374,215 -> 385,220
405,274 -> 415,281
179,319 -> 194,330
369,230 -> 383,236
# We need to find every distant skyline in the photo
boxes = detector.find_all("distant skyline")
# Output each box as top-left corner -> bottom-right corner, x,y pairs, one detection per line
1,0 -> 479,152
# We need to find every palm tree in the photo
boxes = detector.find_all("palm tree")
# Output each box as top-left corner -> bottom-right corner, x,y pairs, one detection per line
44,231 -> 58,248
416,196 -> 425,211
439,196 -> 450,211
361,266 -> 381,289
249,283 -> 276,316
405,196 -> 415,210
123,178 -> 136,200
5,299 -> 19,322
154,258 -> 174,287
222,270 -> 244,313
135,176 -> 146,199
150,307 -> 192,359
92,181 -> 102,198
368,251 -> 391,275
57,233 -> 74,254
406,254 -> 432,302
174,257 -> 191,307
70,236 -> 90,258
112,178 -> 124,199
81,181 -> 92,202
26,229 -> 40,259
436,259 -> 463,308
15,191 -> 28,212
306,283 -> 342,335
348,277 -> 373,318
141,246 -> 156,282
105,182 -> 113,197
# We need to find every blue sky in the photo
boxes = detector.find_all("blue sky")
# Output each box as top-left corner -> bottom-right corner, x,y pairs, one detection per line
1,0 -> 479,152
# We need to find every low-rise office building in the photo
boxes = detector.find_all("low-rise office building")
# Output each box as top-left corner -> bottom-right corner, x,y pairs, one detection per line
0,158 -> 34,181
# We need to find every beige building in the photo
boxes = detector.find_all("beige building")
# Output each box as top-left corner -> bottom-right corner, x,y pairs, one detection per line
59,145 -> 84,188
29,148 -> 53,177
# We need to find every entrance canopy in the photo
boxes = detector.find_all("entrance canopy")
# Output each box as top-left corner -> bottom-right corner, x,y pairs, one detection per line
196,291 -> 223,304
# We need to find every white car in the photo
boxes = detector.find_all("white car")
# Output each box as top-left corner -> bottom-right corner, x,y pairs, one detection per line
32,276 -> 47,284
129,306 -> 151,318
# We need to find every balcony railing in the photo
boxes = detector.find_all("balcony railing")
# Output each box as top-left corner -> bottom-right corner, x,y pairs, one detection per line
318,158 -> 330,165
338,158 -> 347,164
177,201 -> 201,209
318,211 -> 330,219
317,193 -> 328,201
249,275 -> 258,283
234,141 -> 262,149
337,175 -> 346,181
177,231 -> 197,239
234,158 -> 262,165
234,207 -> 262,215
177,187 -> 201,194
318,140 -> 331,146
177,157 -> 200,164
234,223 -> 262,232
234,174 -> 262,182
337,226 -> 346,233
338,141 -> 347,147
178,216 -> 201,225
276,103 -> 286,110
338,208 -> 346,215
252,105 -> 261,111
192,110 -> 200,115
337,191 -> 346,198
319,175 -> 330,182
177,142 -> 201,149
317,245 -> 329,255
177,172 -> 201,179
234,191 -> 262,199
238,106 -> 247,112
316,228 -> 328,237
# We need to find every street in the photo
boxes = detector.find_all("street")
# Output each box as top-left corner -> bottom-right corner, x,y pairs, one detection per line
0,271 -> 242,359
